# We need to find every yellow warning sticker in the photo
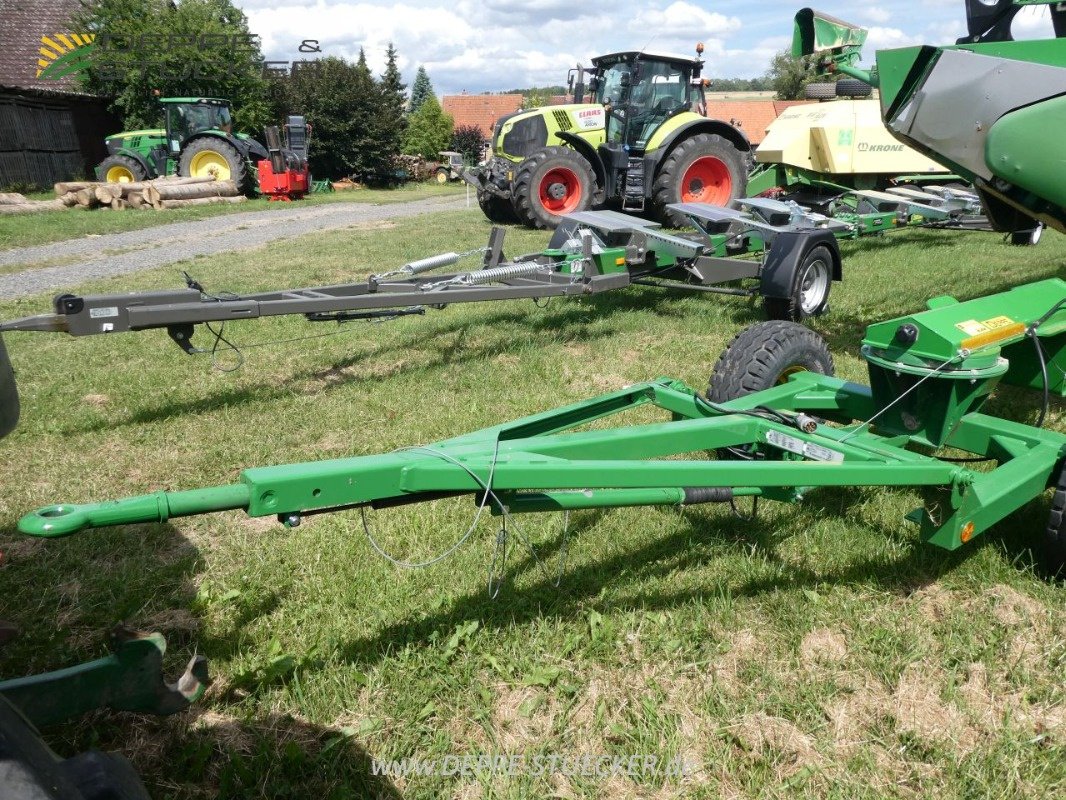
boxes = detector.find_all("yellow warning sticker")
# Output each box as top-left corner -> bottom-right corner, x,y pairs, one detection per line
955,319 -> 988,336
982,315 -> 1016,330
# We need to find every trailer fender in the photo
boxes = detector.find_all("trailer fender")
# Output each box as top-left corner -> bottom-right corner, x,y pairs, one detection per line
555,131 -> 606,202
758,231 -> 842,300
0,333 -> 20,440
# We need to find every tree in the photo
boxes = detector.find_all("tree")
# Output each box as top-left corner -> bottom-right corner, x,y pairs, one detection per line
450,124 -> 485,164
409,66 -> 434,114
402,93 -> 453,159
76,0 -> 269,131
765,49 -> 813,100
379,42 -> 407,155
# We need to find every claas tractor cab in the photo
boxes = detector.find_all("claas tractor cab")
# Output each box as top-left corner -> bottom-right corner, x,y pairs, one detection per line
465,47 -> 751,229
96,97 -> 269,195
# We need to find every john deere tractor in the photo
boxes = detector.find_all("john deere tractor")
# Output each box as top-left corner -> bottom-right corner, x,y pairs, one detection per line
465,48 -> 751,229
96,97 -> 268,195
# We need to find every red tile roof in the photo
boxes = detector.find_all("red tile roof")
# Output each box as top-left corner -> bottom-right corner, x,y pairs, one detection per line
442,93 -> 524,136
0,0 -> 85,93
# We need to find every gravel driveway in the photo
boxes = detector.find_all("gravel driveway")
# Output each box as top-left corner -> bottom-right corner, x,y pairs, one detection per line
0,195 -> 468,299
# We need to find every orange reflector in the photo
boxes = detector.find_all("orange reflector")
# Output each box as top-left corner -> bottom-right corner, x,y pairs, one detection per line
960,322 -> 1026,352
960,521 -> 974,543
615,257 -> 626,266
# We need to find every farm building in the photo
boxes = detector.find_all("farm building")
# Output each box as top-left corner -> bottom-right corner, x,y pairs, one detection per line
0,0 -> 119,188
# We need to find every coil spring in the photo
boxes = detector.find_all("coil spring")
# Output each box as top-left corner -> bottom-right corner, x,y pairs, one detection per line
402,252 -> 461,275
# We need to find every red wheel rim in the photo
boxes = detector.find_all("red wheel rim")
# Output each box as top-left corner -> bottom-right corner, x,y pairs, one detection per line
538,167 -> 583,215
680,156 -> 731,205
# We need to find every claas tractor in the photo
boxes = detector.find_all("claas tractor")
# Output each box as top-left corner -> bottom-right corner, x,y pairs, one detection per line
95,97 -> 269,195
465,47 -> 751,229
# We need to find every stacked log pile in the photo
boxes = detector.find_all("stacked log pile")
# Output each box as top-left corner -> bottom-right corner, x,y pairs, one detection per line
49,175 -> 245,212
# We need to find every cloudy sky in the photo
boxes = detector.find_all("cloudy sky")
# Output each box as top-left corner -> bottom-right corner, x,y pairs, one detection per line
232,0 -> 1058,95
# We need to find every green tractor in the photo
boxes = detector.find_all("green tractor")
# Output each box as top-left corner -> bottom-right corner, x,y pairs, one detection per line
465,47 -> 751,229
95,97 -> 269,195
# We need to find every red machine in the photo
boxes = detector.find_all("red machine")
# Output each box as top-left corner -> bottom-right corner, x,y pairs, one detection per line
257,116 -> 311,201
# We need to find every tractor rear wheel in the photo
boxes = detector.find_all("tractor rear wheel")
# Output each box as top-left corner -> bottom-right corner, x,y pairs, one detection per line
478,190 -> 519,224
98,154 -> 147,183
763,244 -> 834,321
511,146 -> 595,229
652,133 -> 747,227
707,320 -> 834,403
178,138 -> 252,195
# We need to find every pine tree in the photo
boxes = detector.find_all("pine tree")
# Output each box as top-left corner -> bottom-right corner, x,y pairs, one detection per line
409,66 -> 434,114
379,43 -> 407,155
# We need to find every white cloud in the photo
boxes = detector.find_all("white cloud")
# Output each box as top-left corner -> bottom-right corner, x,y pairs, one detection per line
862,7 -> 891,25
233,1 -> 987,94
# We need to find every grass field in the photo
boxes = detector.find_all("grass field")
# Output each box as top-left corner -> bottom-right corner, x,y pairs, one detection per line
0,183 -> 465,250
0,209 -> 1064,799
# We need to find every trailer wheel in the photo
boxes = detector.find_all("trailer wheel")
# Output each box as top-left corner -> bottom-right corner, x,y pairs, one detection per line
763,244 -> 833,321
1009,223 -> 1044,247
652,133 -> 747,227
1044,462 -> 1066,578
478,190 -> 519,224
512,146 -> 595,229
707,320 -> 834,403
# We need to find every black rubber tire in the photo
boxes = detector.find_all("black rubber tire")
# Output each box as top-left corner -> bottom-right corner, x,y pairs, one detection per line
708,320 -> 834,403
1044,461 -> 1066,579
478,190 -> 519,224
835,79 -> 872,98
178,137 -> 252,195
1009,223 -> 1044,247
96,154 -> 148,182
511,146 -> 595,229
435,167 -> 450,185
651,132 -> 748,227
763,244 -> 834,322
804,82 -> 837,100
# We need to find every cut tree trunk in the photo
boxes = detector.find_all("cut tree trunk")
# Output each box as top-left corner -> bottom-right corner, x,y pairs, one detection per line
0,192 -> 28,205
0,199 -> 65,214
95,186 -> 115,205
60,191 -> 79,207
147,180 -> 237,205
54,181 -> 100,195
75,189 -> 98,208
159,195 -> 247,209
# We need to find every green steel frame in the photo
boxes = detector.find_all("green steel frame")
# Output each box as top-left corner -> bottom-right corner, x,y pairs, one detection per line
19,279 -> 1066,557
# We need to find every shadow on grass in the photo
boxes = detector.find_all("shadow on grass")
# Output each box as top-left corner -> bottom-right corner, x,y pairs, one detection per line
47,709 -> 402,800
327,482 -> 1050,671
56,284 -> 756,436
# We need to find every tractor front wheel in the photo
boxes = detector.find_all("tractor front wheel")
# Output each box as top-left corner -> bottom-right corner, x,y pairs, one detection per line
97,154 -> 147,183
478,190 -> 519,224
652,133 -> 747,227
707,320 -> 834,403
178,138 -> 252,195
436,167 -> 450,185
512,146 -> 595,229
